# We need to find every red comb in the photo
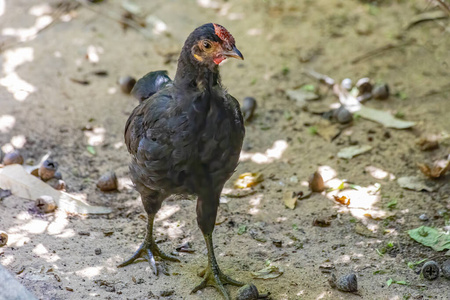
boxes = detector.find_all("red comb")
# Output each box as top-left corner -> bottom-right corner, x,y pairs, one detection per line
213,24 -> 235,45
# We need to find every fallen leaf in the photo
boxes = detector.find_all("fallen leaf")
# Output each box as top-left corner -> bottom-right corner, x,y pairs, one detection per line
417,137 -> 439,151
333,195 -> 350,206
358,106 -> 415,129
0,164 -> 111,214
316,119 -> 341,142
237,225 -> 247,235
86,146 -> 96,155
283,191 -> 297,209
408,226 -> 450,252
355,223 -> 376,238
234,172 -> 263,189
397,176 -> 438,192
363,211 -> 396,220
251,265 -> 284,279
286,89 -> 319,108
418,159 -> 450,178
337,145 -> 372,159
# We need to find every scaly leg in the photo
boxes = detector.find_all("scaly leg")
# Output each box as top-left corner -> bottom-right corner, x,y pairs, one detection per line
118,190 -> 179,275
191,192 -> 244,299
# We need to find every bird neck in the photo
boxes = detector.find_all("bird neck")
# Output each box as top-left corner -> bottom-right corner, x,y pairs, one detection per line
174,49 -> 221,92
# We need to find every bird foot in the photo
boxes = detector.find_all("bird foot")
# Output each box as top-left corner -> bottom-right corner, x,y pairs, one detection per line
117,240 -> 179,275
191,265 -> 244,300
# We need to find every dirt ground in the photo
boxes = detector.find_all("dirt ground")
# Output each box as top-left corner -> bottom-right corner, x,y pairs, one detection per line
1,0 -> 450,299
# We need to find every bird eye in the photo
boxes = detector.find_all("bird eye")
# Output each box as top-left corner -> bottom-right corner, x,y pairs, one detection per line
203,41 -> 211,49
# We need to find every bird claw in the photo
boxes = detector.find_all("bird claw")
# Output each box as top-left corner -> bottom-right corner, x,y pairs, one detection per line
191,265 -> 244,300
117,241 -> 180,275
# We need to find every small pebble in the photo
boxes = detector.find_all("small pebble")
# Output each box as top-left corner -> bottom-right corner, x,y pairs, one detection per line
54,171 -> 63,180
95,248 -> 102,255
160,290 -> 174,297
309,171 -> 324,192
236,283 -> 265,300
333,106 -> 353,124
97,171 -> 118,191
47,178 -> 66,190
372,83 -> 389,100
355,77 -> 372,94
35,195 -> 57,213
341,78 -> 353,91
442,260 -> 450,279
0,231 -> 8,247
421,261 -> 439,280
39,159 -> 58,181
3,150 -> 24,165
272,240 -> 282,248
78,231 -> 91,236
329,273 -> 358,292
419,214 -> 429,221
119,76 -> 136,94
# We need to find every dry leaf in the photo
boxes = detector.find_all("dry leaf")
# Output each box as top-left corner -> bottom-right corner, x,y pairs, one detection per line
417,137 -> 439,151
283,191 -> 297,210
358,106 -> 416,129
251,265 -> 284,279
397,176 -> 438,192
316,119 -> 341,142
234,172 -> 263,189
0,164 -> 111,214
363,212 -> 396,220
418,159 -> 450,179
338,145 -> 372,159
333,195 -> 350,206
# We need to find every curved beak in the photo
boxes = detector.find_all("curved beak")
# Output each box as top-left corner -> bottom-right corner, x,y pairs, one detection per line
223,46 -> 244,60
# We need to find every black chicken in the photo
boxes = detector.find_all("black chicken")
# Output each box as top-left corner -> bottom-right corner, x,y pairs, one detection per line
119,23 -> 245,299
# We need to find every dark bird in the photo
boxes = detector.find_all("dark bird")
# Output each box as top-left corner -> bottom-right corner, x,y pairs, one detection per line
119,23 -> 245,299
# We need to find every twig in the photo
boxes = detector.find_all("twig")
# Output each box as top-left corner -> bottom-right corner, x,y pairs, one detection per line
406,10 -> 449,30
74,0 -> 153,40
303,69 -> 335,86
351,39 -> 415,64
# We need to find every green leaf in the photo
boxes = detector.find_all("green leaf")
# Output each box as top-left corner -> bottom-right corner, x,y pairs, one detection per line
86,145 -> 96,155
301,84 -> 316,92
376,248 -> 384,257
237,225 -> 247,235
407,258 -> 427,269
386,278 -> 393,287
386,199 -> 397,209
394,111 -> 405,119
308,126 -> 318,135
408,226 -> 450,251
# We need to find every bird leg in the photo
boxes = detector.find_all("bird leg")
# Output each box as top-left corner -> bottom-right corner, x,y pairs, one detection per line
191,233 -> 244,299
192,194 -> 244,299
117,214 -> 179,275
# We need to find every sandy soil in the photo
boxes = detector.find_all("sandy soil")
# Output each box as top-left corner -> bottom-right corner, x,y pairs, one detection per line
1,0 -> 450,299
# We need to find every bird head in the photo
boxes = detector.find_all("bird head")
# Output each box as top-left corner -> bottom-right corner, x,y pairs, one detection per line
186,23 -> 244,69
